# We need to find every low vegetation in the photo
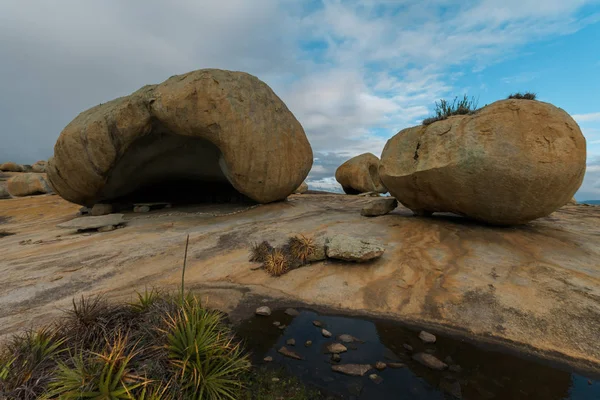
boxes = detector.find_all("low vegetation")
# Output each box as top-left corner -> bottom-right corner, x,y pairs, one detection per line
422,95 -> 479,125
507,92 -> 537,100
249,235 -> 318,277
0,292 -> 251,399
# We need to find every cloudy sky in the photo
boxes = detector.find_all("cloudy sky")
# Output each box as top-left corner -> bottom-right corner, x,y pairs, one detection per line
1,0 -> 599,199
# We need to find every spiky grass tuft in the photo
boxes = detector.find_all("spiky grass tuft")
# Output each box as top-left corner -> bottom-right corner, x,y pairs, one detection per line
423,95 -> 479,125
508,92 -> 537,100
162,296 -> 250,399
263,248 -> 290,277
0,326 -> 66,399
287,235 -> 316,264
249,241 -> 274,263
47,331 -> 150,399
131,287 -> 161,313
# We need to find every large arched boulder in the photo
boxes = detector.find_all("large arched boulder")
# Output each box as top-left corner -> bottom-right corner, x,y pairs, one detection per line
48,69 -> 313,206
335,153 -> 387,194
0,162 -> 23,172
379,99 -> 586,225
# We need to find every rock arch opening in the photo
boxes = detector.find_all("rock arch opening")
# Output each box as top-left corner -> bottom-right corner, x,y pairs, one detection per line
98,120 -> 254,206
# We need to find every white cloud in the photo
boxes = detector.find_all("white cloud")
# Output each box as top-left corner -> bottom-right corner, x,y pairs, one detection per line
573,112 -> 600,123
0,0 -> 598,194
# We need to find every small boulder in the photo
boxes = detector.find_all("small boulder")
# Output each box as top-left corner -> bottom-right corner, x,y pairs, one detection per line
331,354 -> 341,363
134,205 -> 151,213
361,197 -> 398,217
305,340 -> 312,347
0,185 -> 10,199
326,343 -> 347,354
412,353 -> 448,370
419,331 -> 436,344
325,234 -> 385,262
278,346 -> 304,360
255,306 -> 271,316
338,334 -> 362,343
285,308 -> 300,316
0,162 -> 23,172
374,361 -> 387,370
335,153 -> 387,194
31,160 -> 48,173
387,362 -> 406,368
331,364 -> 372,377
369,374 -> 383,384
263,356 -> 273,362
306,236 -> 327,263
294,181 -> 309,194
313,320 -> 323,327
57,214 -> 125,231
403,344 -> 414,352
91,204 -> 114,216
286,338 -> 296,346
322,329 -> 332,338
7,173 -> 54,197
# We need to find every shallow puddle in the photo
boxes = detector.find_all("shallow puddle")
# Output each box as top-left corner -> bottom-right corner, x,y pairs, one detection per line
236,309 -> 600,399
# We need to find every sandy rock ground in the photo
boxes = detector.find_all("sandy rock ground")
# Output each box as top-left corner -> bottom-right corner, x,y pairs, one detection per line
0,193 -> 599,372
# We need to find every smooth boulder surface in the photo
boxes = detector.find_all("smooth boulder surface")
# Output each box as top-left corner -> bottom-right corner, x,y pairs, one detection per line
0,162 -> 23,172
335,153 -> 387,194
7,173 -> 53,197
48,69 -> 313,207
325,234 -> 385,262
361,197 -> 398,217
379,99 -> 586,225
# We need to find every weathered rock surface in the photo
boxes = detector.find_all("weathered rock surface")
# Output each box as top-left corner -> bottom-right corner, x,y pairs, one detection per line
91,204 -> 113,216
48,69 -> 313,207
294,182 -> 309,194
419,330 -> 437,343
379,99 -> 587,225
412,353 -> 448,370
325,234 -> 385,262
326,343 -> 347,354
7,173 -> 53,196
0,162 -> 23,172
56,214 -> 125,231
335,153 -> 387,194
361,197 -> 398,217
306,236 -> 327,263
31,160 -> 48,173
278,346 -> 304,360
0,194 -> 599,372
331,364 -> 372,376
255,306 -> 271,316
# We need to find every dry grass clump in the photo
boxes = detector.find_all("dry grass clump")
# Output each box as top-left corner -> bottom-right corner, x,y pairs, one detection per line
422,95 -> 479,126
248,234 -> 319,277
287,235 -> 316,264
263,248 -> 290,277
508,92 -> 537,100
249,241 -> 274,263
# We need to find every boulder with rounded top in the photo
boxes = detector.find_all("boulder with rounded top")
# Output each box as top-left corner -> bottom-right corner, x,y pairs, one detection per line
335,153 -> 387,195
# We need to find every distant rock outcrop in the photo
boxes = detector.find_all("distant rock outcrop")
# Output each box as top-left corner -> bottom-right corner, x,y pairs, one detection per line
47,69 -> 313,206
335,153 -> 387,195
7,173 -> 54,197
379,99 -> 586,225
294,181 -> 309,194
0,162 -> 23,172
32,160 -> 48,173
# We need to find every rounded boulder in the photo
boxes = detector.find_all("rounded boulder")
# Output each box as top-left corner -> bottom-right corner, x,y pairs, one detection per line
379,99 -> 586,225
335,153 -> 387,194
7,173 -> 54,197
48,69 -> 313,206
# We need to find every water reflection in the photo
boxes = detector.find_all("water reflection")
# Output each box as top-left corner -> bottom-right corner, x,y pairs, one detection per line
236,309 -> 599,399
